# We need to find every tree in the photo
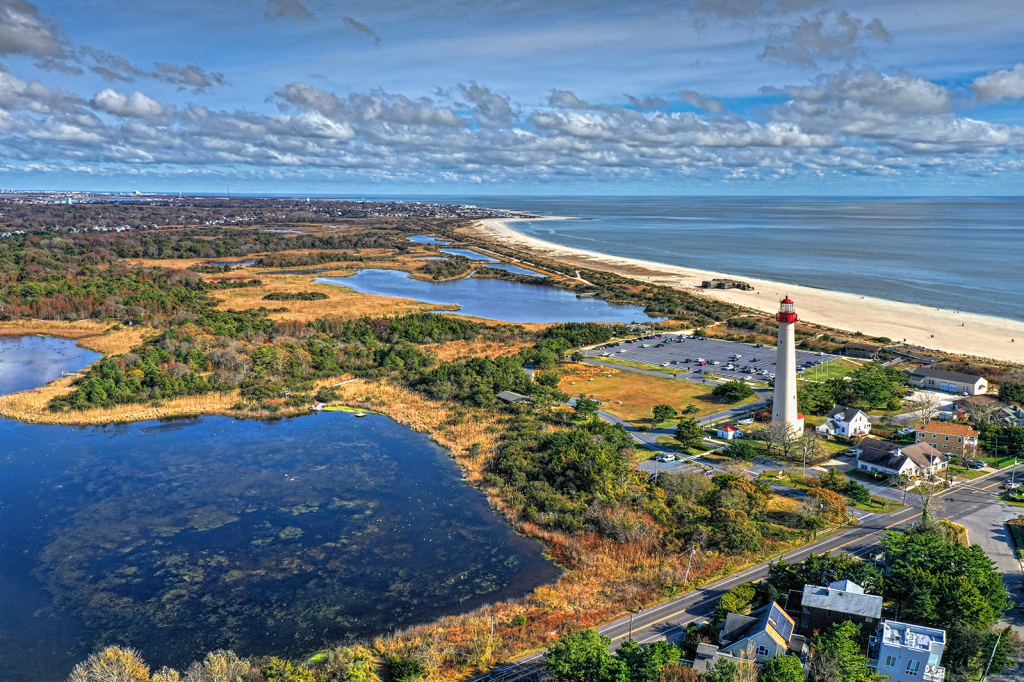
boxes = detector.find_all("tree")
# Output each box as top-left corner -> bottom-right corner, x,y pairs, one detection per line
819,467 -> 846,492
908,394 -> 944,423
575,395 -> 600,419
703,658 -> 738,682
758,654 -> 804,682
683,404 -> 700,416
999,382 -> 1024,405
615,639 -> 681,682
536,372 -> 561,388
813,621 -> 876,682
805,488 -> 848,523
723,439 -> 759,460
797,431 -> 828,468
653,404 -> 677,426
675,418 -> 705,451
849,362 -> 907,410
713,381 -> 755,403
845,481 -> 871,504
570,351 -> 584,363
545,629 -> 627,682
68,647 -> 150,682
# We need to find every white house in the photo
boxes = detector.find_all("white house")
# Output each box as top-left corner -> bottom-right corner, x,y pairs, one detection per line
906,367 -> 987,395
856,439 -> 947,479
717,422 -> 741,440
871,620 -> 946,682
816,406 -> 871,437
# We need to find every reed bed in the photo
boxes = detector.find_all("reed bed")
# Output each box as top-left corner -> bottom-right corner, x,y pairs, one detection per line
425,339 -> 534,363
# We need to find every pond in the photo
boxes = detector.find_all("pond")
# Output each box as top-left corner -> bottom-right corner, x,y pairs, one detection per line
0,335 -> 102,395
0,412 -> 560,682
407,235 -> 451,245
211,260 -> 256,267
317,270 -> 663,323
480,263 -> 548,278
440,248 -> 496,261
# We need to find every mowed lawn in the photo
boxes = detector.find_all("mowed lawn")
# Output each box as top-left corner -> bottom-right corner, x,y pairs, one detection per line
560,370 -> 755,423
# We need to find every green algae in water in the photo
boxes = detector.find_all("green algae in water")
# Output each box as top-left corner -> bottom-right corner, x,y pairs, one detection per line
0,413 -> 561,682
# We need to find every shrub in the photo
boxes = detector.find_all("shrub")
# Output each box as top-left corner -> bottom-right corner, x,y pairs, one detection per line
262,291 -> 330,301
711,381 -> 754,403
262,657 -> 315,682
512,614 -> 528,627
68,646 -> 150,682
388,657 -> 424,682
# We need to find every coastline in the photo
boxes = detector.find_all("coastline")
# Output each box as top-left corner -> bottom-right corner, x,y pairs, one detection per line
468,217 -> 1024,365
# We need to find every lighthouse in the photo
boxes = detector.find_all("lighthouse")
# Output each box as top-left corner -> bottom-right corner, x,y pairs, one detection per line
773,296 -> 804,434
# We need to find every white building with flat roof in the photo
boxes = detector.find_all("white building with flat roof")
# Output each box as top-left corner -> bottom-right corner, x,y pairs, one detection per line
872,620 -> 946,682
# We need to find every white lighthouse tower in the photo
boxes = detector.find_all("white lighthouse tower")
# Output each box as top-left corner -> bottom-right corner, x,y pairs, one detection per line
773,296 -> 804,434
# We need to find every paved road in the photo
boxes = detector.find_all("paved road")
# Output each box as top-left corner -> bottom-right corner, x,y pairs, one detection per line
471,468 -> 1024,682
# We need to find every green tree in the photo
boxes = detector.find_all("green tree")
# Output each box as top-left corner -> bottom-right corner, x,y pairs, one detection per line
711,583 -> 756,629
758,654 -> 804,682
263,658 -> 316,682
653,404 -> 677,425
545,629 -> 627,682
722,439 -> 759,460
388,658 -> 424,682
614,639 -> 681,682
819,467 -> 846,492
570,351 -> 585,363
683,404 -> 700,416
849,362 -> 906,409
999,382 -> 1024,405
574,396 -> 600,418
704,658 -> 738,682
675,418 -> 705,451
814,622 -> 875,682
536,372 -> 561,388
712,381 -> 755,403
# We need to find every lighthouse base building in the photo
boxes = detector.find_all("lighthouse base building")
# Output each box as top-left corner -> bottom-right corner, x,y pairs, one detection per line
773,297 -> 805,435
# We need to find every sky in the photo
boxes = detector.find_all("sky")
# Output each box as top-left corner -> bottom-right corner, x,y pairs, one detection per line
0,0 -> 1022,194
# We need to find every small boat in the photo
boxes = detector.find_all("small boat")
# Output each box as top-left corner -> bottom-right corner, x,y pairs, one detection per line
354,412 -> 367,418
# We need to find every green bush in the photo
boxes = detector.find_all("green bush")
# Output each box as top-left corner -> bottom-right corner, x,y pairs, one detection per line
711,381 -> 754,403
512,614 -> 528,627
262,657 -> 315,682
388,657 -> 424,682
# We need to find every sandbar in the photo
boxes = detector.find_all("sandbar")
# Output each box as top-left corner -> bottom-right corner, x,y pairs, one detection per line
467,217 -> 1024,365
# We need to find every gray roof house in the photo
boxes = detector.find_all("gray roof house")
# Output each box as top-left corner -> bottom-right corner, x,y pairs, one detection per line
906,367 -> 988,395
816,406 -> 871,437
786,580 -> 883,640
496,391 -> 532,404
856,438 -> 947,479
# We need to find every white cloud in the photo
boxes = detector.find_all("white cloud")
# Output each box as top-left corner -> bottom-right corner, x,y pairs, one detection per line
92,89 -> 172,120
761,10 -> 891,67
680,90 -> 723,113
971,64 -> 1024,102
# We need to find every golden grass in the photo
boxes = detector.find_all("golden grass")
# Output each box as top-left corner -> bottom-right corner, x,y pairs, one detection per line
77,326 -> 151,355
559,367 -> 735,422
0,319 -> 152,356
208,274 -> 458,322
424,339 -> 533,363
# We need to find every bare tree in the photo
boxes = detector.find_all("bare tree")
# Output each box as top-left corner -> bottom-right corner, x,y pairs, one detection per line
798,430 -> 829,469
965,401 -> 1003,426
907,481 -> 945,522
907,393 -> 945,423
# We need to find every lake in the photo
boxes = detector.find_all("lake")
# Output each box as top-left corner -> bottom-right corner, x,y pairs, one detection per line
0,412 -> 560,682
0,336 -> 101,395
440,248 -> 496,261
481,263 -> 548,278
407,235 -> 451,245
317,269 -> 663,323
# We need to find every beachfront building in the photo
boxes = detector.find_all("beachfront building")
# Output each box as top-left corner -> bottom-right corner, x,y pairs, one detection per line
906,367 -> 988,395
785,580 -> 882,640
915,421 -> 978,456
844,342 -> 884,359
816,405 -> 871,438
856,438 -> 947,480
773,297 -> 805,434
869,620 -> 946,682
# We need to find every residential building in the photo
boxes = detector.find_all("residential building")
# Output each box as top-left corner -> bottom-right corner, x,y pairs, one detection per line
720,602 -> 807,662
816,406 -> 872,438
844,342 -> 883,359
495,391 -> 531,404
906,367 -> 988,395
870,620 -> 946,682
999,404 -> 1024,427
950,394 -> 1002,421
718,422 -> 741,440
856,438 -> 947,479
915,421 -> 978,456
784,580 -> 882,640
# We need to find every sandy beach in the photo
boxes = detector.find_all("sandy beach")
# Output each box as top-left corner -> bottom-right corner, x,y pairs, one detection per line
467,217 -> 1024,365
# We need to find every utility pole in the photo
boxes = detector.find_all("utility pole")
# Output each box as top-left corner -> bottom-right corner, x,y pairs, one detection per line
683,546 -> 697,585
982,633 -> 1001,682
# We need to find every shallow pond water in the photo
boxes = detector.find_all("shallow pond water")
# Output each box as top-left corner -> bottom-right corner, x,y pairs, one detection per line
440,248 -> 496,261
317,270 -> 663,323
407,235 -> 451,245
0,336 -> 102,395
481,263 -> 548,278
0,413 -> 560,681
211,260 -> 256,267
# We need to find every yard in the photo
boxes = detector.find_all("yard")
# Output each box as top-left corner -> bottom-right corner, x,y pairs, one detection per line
760,470 -> 904,514
796,358 -> 863,383
560,368 -> 756,424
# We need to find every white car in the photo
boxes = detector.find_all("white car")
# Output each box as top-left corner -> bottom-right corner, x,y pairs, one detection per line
656,453 -> 676,463
662,362 -> 671,367
737,418 -> 754,426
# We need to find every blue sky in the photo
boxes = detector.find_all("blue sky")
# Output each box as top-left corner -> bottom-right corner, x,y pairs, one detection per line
0,0 -> 1022,194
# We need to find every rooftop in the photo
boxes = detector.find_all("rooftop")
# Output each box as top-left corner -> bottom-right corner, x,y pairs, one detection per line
882,620 -> 946,650
907,367 -> 985,384
801,581 -> 882,619
915,421 -> 978,437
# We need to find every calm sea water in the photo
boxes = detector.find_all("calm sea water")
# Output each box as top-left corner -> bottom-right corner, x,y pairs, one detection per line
318,270 -> 662,323
0,336 -> 101,394
387,196 -> 1024,323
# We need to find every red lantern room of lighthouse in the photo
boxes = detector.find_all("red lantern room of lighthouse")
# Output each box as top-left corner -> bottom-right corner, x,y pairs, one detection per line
776,297 -> 798,324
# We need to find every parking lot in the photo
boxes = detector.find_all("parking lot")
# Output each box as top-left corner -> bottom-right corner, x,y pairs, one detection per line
585,334 -> 837,382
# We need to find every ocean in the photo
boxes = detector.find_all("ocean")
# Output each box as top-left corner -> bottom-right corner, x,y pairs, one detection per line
385,196 -> 1024,324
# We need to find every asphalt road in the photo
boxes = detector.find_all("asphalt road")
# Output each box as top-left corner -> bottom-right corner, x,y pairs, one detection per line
471,467 -> 1023,682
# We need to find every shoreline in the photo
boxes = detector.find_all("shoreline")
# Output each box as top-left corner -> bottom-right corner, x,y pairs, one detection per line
468,217 -> 1024,365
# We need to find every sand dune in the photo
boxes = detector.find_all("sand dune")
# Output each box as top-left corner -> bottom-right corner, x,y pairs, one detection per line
467,217 -> 1024,365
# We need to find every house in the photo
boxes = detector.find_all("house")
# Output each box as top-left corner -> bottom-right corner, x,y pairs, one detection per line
845,342 -> 883,359
950,394 -> 1002,420
785,580 -> 882,640
906,367 -> 988,395
718,422 -> 741,440
915,421 -> 978,456
998,404 -> 1024,427
495,391 -> 531,404
721,602 -> 807,662
869,620 -> 946,682
856,438 -> 947,479
816,406 -> 872,438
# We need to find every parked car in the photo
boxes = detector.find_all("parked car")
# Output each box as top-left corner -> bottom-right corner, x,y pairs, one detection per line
968,460 -> 986,469
656,453 -> 676,463
737,418 -> 754,426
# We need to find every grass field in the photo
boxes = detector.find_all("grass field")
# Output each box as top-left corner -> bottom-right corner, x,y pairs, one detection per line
592,357 -> 682,376
560,369 -> 754,423
797,358 -> 862,383
761,471 -> 904,513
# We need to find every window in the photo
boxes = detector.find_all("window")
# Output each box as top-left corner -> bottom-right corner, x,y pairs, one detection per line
801,619 -> 809,628
756,645 -> 770,657
885,655 -> 897,667
802,606 -> 810,614
945,435 -> 950,441
918,432 -> 926,438
932,434 -> 937,439
958,437 -> 963,443
906,660 -> 921,676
